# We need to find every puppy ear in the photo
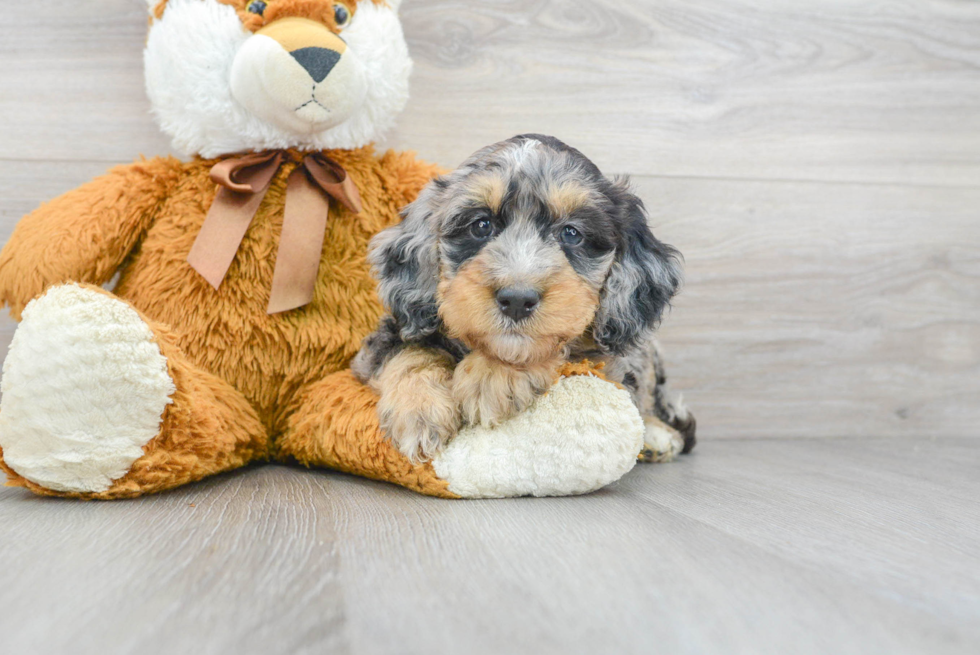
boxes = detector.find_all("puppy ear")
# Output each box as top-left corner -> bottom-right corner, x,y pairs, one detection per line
593,182 -> 682,356
368,183 -> 443,340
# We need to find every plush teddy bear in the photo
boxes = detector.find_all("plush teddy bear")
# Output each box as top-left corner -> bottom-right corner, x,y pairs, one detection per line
0,0 -> 654,500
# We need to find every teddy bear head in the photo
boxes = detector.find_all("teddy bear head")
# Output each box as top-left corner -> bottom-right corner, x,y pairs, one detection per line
145,0 -> 410,158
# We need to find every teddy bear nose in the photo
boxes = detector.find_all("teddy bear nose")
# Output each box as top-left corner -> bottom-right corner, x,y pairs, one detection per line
290,47 -> 341,83
496,287 -> 541,322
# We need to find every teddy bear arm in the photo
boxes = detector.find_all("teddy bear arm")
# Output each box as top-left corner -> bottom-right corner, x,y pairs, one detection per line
0,157 -> 183,319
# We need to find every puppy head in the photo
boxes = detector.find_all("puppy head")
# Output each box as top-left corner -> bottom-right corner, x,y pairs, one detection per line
370,135 -> 682,364
144,0 -> 409,157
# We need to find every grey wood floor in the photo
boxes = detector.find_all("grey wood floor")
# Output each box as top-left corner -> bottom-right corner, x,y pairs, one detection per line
2,438 -> 978,654
1,1 -> 978,653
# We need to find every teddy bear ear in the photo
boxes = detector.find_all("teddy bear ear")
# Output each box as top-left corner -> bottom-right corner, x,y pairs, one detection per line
146,0 -> 163,15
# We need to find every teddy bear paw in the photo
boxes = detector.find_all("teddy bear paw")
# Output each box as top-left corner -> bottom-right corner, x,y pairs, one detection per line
431,374 -> 644,498
0,284 -> 175,493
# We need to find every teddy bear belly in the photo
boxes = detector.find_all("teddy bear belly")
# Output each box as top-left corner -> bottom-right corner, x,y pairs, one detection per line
115,275 -> 383,433
113,236 -> 384,434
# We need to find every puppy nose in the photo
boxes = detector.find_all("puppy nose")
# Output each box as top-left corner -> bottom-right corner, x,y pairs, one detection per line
290,47 -> 341,83
496,287 -> 541,322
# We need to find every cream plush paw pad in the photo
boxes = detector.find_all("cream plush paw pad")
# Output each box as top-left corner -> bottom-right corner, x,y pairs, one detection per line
432,375 -> 644,499
0,284 -> 175,493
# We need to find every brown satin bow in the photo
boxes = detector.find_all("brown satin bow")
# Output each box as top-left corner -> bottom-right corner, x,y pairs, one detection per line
187,151 -> 363,314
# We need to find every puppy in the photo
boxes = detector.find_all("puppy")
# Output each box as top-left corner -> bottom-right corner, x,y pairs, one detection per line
353,135 -> 696,463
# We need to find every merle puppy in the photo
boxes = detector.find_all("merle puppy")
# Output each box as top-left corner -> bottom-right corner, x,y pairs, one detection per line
353,135 -> 696,463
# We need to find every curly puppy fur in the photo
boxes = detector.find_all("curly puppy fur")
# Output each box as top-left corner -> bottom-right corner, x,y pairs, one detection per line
353,135 -> 697,462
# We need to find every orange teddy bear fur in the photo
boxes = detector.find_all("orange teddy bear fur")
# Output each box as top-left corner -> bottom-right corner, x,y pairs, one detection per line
0,148 -> 466,499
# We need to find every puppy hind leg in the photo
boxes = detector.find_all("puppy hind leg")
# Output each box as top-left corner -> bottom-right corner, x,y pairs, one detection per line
639,415 -> 685,463
652,374 -> 697,456
667,401 -> 697,454
646,339 -> 697,458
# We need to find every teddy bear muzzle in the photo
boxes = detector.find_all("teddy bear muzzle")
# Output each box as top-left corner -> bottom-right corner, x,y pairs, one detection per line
230,16 -> 367,135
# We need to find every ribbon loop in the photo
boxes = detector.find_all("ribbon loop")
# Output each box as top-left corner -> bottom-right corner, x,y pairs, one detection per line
187,150 -> 362,314
303,154 -> 364,215
210,151 -> 283,193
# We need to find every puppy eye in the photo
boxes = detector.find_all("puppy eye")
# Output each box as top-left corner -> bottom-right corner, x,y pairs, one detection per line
247,0 -> 266,15
470,218 -> 494,239
334,3 -> 351,27
560,225 -> 584,246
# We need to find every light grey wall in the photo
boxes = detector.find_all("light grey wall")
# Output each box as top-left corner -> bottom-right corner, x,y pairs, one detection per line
1,0 -> 977,438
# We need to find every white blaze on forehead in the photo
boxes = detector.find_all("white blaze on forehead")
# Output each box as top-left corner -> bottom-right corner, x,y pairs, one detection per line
505,138 -> 542,171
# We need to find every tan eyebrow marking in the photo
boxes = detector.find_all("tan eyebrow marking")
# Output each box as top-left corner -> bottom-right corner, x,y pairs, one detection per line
465,174 -> 508,213
545,181 -> 592,218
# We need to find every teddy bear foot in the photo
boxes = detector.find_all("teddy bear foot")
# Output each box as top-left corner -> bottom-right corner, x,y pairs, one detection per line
430,374 -> 644,499
0,284 -> 176,494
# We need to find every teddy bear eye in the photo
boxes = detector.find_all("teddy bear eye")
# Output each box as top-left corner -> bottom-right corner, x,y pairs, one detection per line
247,1 -> 267,15
334,3 -> 351,27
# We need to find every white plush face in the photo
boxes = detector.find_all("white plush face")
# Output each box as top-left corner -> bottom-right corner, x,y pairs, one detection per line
144,0 -> 410,158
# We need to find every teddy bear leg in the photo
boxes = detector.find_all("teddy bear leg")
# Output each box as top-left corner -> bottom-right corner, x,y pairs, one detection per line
278,368 -> 645,499
277,370 -> 459,498
0,283 -> 267,499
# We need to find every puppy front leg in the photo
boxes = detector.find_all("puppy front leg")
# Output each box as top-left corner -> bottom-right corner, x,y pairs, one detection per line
453,351 -> 560,428
374,348 -> 461,462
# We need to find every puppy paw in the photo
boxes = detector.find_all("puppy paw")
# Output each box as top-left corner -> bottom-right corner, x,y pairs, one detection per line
638,417 -> 685,463
379,397 -> 460,463
453,352 -> 559,428
375,349 -> 461,462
